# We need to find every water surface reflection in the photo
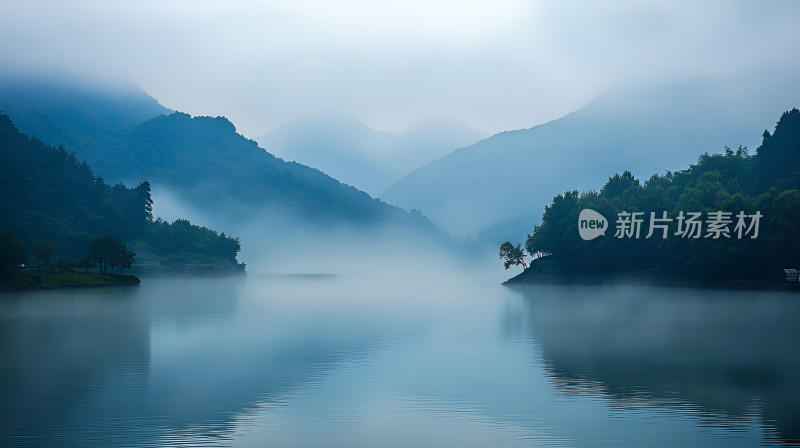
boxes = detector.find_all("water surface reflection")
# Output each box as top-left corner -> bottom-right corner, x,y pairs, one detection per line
511,284 -> 800,445
1,274 -> 798,447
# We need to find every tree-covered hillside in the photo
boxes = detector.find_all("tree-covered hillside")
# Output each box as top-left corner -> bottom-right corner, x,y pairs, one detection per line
121,112 -> 436,228
0,78 -> 438,232
0,113 -> 151,256
505,108 -> 800,282
0,113 -> 244,274
0,75 -> 170,177
132,218 -> 245,275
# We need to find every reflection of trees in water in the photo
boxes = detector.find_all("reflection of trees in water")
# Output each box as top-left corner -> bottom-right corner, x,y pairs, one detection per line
512,284 -> 800,445
0,277 -> 386,447
0,287 -> 150,447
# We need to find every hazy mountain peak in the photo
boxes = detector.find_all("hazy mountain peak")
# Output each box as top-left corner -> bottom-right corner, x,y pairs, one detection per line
257,114 -> 486,196
405,118 -> 484,136
272,111 -> 374,135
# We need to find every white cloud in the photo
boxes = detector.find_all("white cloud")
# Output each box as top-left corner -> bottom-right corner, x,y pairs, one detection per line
0,0 -> 798,136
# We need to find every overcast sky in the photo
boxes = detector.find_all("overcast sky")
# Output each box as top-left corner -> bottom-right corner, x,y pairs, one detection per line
1,0 -> 798,137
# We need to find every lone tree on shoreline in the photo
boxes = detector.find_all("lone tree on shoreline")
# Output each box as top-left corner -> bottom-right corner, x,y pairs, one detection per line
499,241 -> 528,270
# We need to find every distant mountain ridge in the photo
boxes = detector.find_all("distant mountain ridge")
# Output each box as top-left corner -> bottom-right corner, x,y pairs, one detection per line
257,113 -> 486,196
383,78 -> 800,239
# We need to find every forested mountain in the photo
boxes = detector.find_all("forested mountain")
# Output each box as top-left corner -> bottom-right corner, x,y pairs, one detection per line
0,75 -> 170,178
0,114 -> 244,274
0,78 -> 437,232
507,108 -> 800,282
0,113 -> 151,257
257,114 -> 485,196
114,112 -> 436,231
384,78 -> 800,239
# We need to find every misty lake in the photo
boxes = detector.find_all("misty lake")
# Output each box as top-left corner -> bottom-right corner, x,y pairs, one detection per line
1,264 -> 798,447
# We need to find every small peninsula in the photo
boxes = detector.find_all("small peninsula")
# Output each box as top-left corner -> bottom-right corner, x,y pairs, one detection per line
501,108 -> 800,286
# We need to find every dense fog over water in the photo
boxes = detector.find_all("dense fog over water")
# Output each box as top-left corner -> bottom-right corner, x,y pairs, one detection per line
1,254 -> 798,447
148,183 -> 478,274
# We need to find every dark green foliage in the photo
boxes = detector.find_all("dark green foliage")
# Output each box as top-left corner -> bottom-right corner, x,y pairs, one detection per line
133,218 -> 245,273
34,241 -> 56,267
54,257 -> 76,273
87,235 -> 134,274
0,113 -> 245,274
520,109 -> 800,281
0,113 -> 153,258
754,108 -> 800,192
0,230 -> 27,273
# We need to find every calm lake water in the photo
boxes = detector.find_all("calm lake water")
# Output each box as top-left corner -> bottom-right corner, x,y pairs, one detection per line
1,266 -> 799,447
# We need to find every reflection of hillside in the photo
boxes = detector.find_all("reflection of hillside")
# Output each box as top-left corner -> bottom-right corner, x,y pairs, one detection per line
516,284 -> 800,445
0,287 -> 151,447
0,277 -> 389,447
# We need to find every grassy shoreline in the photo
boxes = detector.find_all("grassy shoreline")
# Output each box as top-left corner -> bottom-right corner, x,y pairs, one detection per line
0,268 -> 140,291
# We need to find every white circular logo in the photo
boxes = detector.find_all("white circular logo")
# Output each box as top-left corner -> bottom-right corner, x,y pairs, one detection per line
578,209 -> 608,241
